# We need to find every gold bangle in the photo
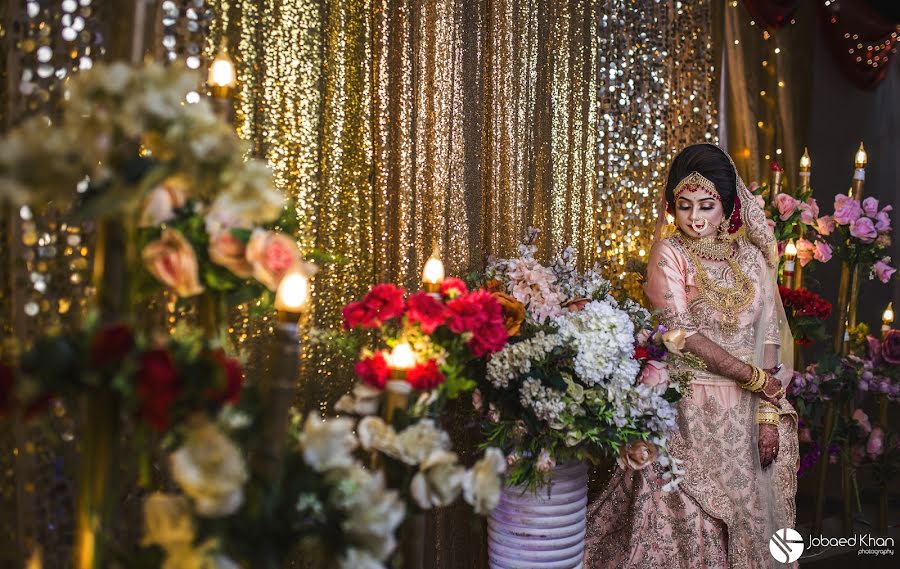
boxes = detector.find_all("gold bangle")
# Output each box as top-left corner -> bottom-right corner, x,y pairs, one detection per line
759,401 -> 780,413
742,366 -> 766,393
757,414 -> 780,426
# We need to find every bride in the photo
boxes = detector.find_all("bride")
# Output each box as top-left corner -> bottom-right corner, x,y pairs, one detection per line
584,144 -> 799,568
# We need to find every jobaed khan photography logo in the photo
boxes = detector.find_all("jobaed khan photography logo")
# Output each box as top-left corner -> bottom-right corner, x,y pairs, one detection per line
770,528 -> 805,563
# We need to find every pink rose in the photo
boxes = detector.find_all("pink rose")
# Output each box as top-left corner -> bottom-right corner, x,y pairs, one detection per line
766,219 -> 776,232
208,231 -> 252,278
813,240 -> 833,263
851,444 -> 866,466
867,427 -> 885,459
816,216 -> 835,236
873,260 -> 896,283
536,449 -> 556,473
245,229 -> 302,291
141,228 -> 204,297
862,197 -> 879,217
852,408 -> 872,434
138,178 -> 188,227
849,217 -> 877,243
639,360 -> 669,388
616,440 -> 657,471
798,427 -> 813,444
882,330 -> 900,364
798,199 -> 819,225
796,238 -> 814,268
875,209 -> 892,233
774,193 -> 799,221
833,194 -> 862,225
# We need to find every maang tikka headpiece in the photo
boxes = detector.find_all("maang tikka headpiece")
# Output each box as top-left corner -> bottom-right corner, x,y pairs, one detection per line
673,171 -> 720,201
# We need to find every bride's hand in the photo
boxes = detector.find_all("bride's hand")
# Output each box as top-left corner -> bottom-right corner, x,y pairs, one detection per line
758,423 -> 779,468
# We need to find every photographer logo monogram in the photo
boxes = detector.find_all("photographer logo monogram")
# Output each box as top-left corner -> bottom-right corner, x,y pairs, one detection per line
769,528 -> 805,563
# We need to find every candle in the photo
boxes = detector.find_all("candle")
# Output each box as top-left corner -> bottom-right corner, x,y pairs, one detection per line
769,161 -> 784,205
883,302 -> 894,336
208,41 -> 237,99
383,342 -> 416,422
799,147 -> 811,190
275,271 -> 310,317
422,253 -> 445,294
851,142 -> 867,199
783,239 -> 797,282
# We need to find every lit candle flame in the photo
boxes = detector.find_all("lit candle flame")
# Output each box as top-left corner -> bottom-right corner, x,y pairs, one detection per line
884,302 -> 894,325
422,255 -> 445,286
275,271 -> 310,313
854,142 -> 867,169
388,342 -> 417,371
208,43 -> 236,95
799,148 -> 811,172
784,239 -> 797,259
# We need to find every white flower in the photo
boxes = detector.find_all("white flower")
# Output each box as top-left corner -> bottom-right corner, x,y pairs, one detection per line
336,469 -> 405,561
463,448 -> 506,514
171,419 -> 248,517
395,419 -> 452,465
410,450 -> 465,509
299,415 -> 358,472
356,416 -> 403,458
139,176 -> 189,227
334,382 -> 382,416
519,378 -> 566,424
487,331 -> 561,389
338,548 -> 387,569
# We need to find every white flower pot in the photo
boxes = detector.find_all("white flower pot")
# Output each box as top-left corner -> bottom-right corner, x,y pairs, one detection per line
487,461 -> 588,569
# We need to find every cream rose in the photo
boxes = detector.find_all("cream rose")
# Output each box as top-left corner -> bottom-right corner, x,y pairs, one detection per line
616,439 -> 658,471
639,360 -> 670,387
142,493 -> 195,550
139,177 -> 189,227
142,228 -> 204,297
170,418 -> 248,517
299,415 -> 358,472
208,230 -> 252,278
410,450 -> 465,509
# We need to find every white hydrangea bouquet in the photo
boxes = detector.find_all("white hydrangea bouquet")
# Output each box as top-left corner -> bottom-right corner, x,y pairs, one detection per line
476,230 -> 686,490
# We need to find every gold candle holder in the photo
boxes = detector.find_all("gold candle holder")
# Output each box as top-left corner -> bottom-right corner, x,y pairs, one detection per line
769,161 -> 784,205
799,147 -> 811,190
850,142 -> 867,199
383,342 -> 416,422
422,251 -> 445,295
782,239 -> 797,284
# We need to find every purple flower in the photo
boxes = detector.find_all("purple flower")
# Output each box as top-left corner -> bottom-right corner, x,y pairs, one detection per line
867,335 -> 883,364
833,194 -> 863,225
862,197 -> 880,217
873,260 -> 896,283
813,240 -> 833,263
816,216 -> 835,236
850,217 -> 877,243
875,211 -> 892,233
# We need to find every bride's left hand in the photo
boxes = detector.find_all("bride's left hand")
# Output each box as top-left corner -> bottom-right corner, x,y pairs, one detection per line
758,423 -> 780,468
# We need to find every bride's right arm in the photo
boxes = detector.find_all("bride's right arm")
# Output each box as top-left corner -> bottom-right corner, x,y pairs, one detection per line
645,242 -> 778,398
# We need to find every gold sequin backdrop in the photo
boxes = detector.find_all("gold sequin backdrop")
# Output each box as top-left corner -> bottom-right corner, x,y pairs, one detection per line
208,0 -> 718,400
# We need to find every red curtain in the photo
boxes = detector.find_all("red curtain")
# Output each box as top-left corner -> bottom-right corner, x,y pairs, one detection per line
741,0 -> 801,30
819,0 -> 900,90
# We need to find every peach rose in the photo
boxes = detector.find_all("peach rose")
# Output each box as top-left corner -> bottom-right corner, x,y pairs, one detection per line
661,328 -> 686,354
245,229 -> 302,291
142,228 -> 203,297
639,360 -> 669,388
563,297 -> 591,312
139,177 -> 188,227
616,440 -> 657,471
492,291 -> 526,337
209,231 -> 252,278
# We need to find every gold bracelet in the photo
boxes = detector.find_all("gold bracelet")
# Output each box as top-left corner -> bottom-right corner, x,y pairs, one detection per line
763,382 -> 786,400
757,412 -> 780,426
759,400 -> 780,413
741,366 -> 766,393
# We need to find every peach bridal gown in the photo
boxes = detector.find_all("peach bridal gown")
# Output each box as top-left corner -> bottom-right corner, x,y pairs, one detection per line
583,235 -> 800,569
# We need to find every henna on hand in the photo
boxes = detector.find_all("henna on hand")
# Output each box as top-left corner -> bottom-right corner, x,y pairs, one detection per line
758,423 -> 780,468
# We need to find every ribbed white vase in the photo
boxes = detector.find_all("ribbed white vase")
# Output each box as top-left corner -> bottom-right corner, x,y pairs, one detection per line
487,460 -> 588,569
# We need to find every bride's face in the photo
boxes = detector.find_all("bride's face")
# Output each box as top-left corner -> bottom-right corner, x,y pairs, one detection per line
674,188 -> 725,238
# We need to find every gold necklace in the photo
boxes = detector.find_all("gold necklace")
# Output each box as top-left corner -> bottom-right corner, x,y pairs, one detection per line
672,232 -> 755,335
674,231 -> 733,261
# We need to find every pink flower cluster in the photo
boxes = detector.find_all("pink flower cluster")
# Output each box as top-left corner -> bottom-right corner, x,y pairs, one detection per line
821,194 -> 895,282
774,193 -> 820,225
850,409 -> 885,464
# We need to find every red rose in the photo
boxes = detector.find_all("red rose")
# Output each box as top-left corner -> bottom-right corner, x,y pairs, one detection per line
90,323 -> 135,367
633,346 -> 650,361
207,348 -> 243,404
406,292 -> 447,334
344,284 -> 406,329
440,277 -> 468,299
407,359 -> 445,390
136,349 -> 182,432
447,294 -> 487,334
342,301 -> 374,329
465,291 -> 508,356
0,362 -> 14,417
355,351 -> 391,389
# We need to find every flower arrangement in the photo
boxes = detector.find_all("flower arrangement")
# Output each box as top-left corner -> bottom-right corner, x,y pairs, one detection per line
819,193 -> 895,281
341,279 -> 508,400
778,286 -> 833,346
750,178 -> 833,268
473,231 -> 688,490
140,413 -> 406,569
11,321 -> 243,435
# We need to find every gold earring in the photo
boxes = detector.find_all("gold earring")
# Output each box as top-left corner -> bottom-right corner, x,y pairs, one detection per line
717,217 -> 729,239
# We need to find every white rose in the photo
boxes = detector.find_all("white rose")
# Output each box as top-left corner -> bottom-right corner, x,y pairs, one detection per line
338,548 -> 385,569
463,447 -> 506,514
339,470 -> 405,561
410,450 -> 465,509
356,416 -> 403,459
395,419 -> 452,465
334,383 -> 382,416
171,419 -> 248,517
300,415 -> 358,472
